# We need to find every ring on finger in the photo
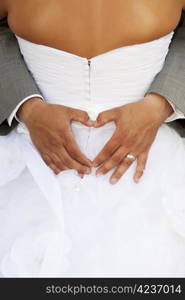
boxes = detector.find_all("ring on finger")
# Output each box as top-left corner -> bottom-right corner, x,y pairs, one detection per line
125,153 -> 136,161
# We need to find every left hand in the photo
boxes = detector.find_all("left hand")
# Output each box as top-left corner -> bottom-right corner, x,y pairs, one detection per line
92,94 -> 174,184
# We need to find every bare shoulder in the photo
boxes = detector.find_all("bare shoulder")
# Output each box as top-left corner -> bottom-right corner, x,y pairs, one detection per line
0,0 -> 8,19
181,0 -> 185,9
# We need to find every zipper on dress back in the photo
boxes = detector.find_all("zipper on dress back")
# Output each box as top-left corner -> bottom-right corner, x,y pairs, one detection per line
87,58 -> 91,100
85,58 -> 92,155
87,58 -> 91,67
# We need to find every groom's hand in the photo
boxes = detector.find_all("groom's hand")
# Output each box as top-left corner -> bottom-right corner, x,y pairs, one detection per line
93,94 -> 173,184
17,98 -> 93,175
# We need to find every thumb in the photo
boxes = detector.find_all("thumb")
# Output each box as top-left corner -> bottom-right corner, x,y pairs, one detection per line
72,110 -> 94,127
94,110 -> 114,128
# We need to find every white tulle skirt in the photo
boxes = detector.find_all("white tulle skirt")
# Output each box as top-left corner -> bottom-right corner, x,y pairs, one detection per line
1,121 -> 185,278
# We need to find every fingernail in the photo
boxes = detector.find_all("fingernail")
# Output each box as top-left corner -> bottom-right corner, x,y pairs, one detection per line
85,169 -> 91,174
134,177 -> 139,183
96,172 -> 102,177
110,178 -> 118,184
54,170 -> 60,175
78,173 -> 84,178
93,162 -> 98,167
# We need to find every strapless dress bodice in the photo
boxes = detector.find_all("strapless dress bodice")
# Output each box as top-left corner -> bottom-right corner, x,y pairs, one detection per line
15,32 -> 174,121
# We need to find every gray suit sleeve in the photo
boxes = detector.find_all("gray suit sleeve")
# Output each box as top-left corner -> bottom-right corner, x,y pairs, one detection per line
148,11 -> 185,115
0,17 -> 42,135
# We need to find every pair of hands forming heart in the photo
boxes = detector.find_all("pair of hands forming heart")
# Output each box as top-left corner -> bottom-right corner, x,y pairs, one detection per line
17,93 -> 173,184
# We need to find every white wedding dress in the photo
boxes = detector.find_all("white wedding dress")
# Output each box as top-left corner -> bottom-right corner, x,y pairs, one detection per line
1,31 -> 185,277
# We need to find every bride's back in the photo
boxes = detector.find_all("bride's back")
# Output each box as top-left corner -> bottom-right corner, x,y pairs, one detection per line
5,0 -> 185,58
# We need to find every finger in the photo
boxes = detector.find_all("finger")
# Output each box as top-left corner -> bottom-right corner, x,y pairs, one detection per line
133,152 -> 148,183
41,153 -> 70,174
93,131 -> 120,167
60,147 -> 91,174
51,151 -> 72,171
48,162 -> 61,175
70,109 -> 94,127
95,146 -> 126,176
109,155 -> 136,184
94,110 -> 116,128
65,132 -> 93,167
41,153 -> 52,167
77,173 -> 85,178
62,166 -> 71,170
51,153 -> 69,171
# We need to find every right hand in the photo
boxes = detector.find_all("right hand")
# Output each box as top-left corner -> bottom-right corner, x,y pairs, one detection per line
17,98 -> 94,175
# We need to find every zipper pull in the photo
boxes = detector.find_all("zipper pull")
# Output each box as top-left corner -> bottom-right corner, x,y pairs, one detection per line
87,59 -> 91,66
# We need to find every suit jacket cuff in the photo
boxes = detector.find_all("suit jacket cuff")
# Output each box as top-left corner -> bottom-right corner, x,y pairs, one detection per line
165,99 -> 185,122
7,94 -> 44,126
147,72 -> 185,116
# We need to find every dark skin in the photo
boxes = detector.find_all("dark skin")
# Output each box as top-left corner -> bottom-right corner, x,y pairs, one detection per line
4,0 -> 184,58
1,0 -> 185,183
